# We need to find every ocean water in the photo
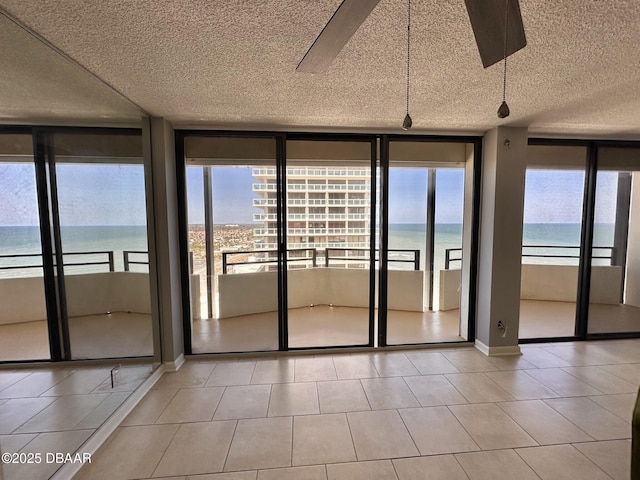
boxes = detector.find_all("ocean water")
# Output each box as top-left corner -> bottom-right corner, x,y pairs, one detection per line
0,223 -> 616,278
389,223 -> 614,269
0,225 -> 148,277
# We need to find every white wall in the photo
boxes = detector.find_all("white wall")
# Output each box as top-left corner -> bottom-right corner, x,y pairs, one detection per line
440,269 -> 461,311
216,270 -> 278,318
65,272 -> 151,316
216,268 -> 424,318
520,264 -> 577,302
149,117 -> 183,365
440,264 -> 623,311
0,272 -> 151,325
476,127 -> 527,352
387,270 -> 423,311
626,172 -> 640,307
0,276 -> 47,324
522,264 -> 622,304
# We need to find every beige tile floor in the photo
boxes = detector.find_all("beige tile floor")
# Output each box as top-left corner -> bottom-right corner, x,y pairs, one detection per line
0,312 -> 153,362
0,364 -> 153,480
69,338 -> 640,480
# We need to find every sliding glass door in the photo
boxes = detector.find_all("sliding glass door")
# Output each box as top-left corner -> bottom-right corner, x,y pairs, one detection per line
519,145 -> 587,340
285,138 -> 376,348
588,147 -> 640,334
383,140 -> 475,346
183,136 -> 280,353
178,133 -> 482,353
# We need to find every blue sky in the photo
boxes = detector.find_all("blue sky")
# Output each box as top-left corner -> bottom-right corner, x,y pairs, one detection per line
185,167 -> 466,225
524,170 -> 617,223
0,163 -> 619,227
0,163 -> 147,226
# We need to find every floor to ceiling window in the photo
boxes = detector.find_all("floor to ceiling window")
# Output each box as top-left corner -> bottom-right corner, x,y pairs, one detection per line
382,139 -> 477,346
519,144 -> 588,339
177,132 -> 481,353
182,135 -> 280,353
0,132 -> 50,361
285,138 -> 376,349
588,146 -> 640,334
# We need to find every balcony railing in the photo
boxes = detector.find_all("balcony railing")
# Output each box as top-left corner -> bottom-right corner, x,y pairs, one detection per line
254,213 -> 277,221
252,168 -> 370,177
252,183 -> 277,191
286,184 -> 370,191
444,245 -> 617,269
0,251 -> 150,274
253,198 -> 277,206
221,247 -> 420,273
324,248 -> 420,270
256,198 -> 368,207
123,251 -> 150,271
253,228 -> 277,235
222,248 -> 317,274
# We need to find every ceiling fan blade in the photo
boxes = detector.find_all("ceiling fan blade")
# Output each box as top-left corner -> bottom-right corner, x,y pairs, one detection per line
464,0 -> 527,68
296,0 -> 382,73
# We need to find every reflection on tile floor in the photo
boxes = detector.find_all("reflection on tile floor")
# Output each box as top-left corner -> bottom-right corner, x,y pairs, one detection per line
73,339 -> 638,480
192,306 -> 463,354
519,300 -> 640,338
0,312 -> 153,362
0,364 -> 153,480
4,301 -> 638,360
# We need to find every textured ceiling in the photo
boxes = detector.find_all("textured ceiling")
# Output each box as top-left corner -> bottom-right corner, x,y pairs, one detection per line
1,1 -> 640,137
0,12 -> 142,125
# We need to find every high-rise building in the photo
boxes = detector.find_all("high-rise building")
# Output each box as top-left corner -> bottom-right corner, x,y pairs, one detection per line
252,167 -> 372,267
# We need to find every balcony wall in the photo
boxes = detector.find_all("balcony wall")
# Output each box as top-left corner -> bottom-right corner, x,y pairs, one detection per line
440,264 -> 624,311
0,272 -> 151,325
216,268 -> 424,318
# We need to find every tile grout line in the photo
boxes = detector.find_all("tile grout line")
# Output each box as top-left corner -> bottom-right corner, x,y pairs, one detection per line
396,407 -> 421,457
400,375 -> 421,407
344,410 -> 360,462
290,414 -> 295,469
450,451 -> 473,480
150,388 -> 181,425
444,404 -> 482,452
567,443 -> 621,478
143,421 -> 182,479
220,418 -> 240,475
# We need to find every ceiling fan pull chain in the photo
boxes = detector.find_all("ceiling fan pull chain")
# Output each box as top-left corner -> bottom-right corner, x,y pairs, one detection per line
402,0 -> 413,129
406,0 -> 411,115
498,0 -> 511,118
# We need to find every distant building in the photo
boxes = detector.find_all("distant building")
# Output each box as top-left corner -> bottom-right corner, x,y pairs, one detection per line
252,167 -> 371,267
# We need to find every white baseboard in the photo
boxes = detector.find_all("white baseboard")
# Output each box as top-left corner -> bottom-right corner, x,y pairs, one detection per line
475,339 -> 521,356
164,353 -> 185,372
56,364 -> 165,480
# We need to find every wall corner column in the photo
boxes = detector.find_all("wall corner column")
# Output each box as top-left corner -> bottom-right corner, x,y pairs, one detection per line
144,117 -> 185,370
475,127 -> 527,356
